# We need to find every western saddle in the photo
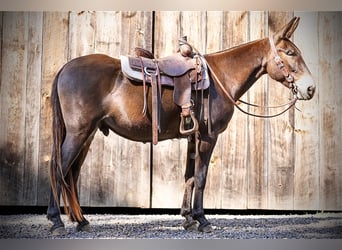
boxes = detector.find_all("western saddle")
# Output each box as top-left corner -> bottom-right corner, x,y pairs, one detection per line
120,36 -> 209,145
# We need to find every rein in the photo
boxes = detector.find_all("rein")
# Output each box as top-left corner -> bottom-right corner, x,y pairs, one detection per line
202,37 -> 298,118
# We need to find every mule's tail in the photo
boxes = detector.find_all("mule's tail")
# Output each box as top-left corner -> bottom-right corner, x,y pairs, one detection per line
49,67 -> 84,222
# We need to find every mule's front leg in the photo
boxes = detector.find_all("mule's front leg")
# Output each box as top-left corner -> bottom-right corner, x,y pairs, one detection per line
192,134 -> 217,232
181,177 -> 198,231
192,173 -> 211,232
192,180 -> 212,232
47,187 -> 66,235
180,136 -> 198,231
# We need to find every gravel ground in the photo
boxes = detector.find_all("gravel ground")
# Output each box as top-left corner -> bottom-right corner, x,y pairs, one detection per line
0,213 -> 342,239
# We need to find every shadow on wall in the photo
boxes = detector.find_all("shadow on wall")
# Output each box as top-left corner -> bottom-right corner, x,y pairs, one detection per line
0,145 -> 50,206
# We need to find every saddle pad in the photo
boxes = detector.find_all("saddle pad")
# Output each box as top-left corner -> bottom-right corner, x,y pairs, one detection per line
120,55 -> 210,90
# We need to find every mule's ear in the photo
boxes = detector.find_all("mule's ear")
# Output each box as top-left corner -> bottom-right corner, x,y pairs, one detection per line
274,16 -> 300,41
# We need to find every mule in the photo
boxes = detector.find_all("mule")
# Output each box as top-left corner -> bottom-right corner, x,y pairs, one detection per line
47,17 -> 315,235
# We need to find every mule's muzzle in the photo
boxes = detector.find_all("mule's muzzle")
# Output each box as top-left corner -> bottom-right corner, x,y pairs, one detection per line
293,85 -> 316,100
294,84 -> 316,100
292,73 -> 316,100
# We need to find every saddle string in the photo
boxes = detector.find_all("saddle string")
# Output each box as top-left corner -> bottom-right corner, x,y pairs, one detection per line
193,55 -> 205,121
182,39 -> 298,118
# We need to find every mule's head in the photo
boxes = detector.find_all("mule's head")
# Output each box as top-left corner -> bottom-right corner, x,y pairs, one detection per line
266,17 -> 316,100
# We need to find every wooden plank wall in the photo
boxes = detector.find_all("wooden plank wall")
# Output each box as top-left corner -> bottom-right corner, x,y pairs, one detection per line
0,11 -> 153,208
0,11 -> 341,211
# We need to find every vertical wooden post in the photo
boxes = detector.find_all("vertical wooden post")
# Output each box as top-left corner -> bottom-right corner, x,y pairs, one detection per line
267,12 -> 295,210
318,12 -> 342,210
293,11 -> 320,210
38,12 -> 69,205
247,11 -> 268,209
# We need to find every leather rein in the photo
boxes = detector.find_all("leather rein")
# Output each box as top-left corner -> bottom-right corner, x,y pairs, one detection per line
202,36 -> 298,118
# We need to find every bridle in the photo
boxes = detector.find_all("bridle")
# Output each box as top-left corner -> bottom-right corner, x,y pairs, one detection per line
204,36 -> 298,118
268,36 -> 298,94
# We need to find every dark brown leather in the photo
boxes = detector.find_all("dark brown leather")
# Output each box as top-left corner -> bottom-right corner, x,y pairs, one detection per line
128,53 -> 198,77
121,55 -> 208,89
135,47 -> 154,59
173,74 -> 192,106
157,53 -> 197,77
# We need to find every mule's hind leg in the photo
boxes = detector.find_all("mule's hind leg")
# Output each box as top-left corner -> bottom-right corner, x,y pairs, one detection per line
61,131 -> 95,225
181,135 -> 198,231
48,129 -> 95,234
69,133 -> 95,232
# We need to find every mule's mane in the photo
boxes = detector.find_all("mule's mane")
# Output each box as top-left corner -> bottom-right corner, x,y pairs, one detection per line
204,38 -> 265,56
205,37 -> 302,57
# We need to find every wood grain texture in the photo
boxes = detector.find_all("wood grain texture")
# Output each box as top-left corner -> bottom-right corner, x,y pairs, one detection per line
247,11 -> 268,209
0,12 -> 27,205
293,11 -> 320,210
267,12 -> 295,210
318,12 -> 342,210
38,12 -> 69,205
154,11 -> 181,58
23,12 -> 43,205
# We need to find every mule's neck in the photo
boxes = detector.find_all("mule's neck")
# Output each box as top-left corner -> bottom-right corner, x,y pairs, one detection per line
205,38 -> 269,101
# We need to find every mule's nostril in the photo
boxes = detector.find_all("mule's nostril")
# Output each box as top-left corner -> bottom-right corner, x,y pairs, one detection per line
307,85 -> 315,97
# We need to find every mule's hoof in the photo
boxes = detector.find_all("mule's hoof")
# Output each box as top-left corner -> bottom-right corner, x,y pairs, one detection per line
182,220 -> 199,231
198,223 -> 212,233
76,221 -> 92,232
50,225 -> 67,236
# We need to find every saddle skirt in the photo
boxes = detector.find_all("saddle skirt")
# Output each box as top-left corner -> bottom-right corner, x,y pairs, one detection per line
120,54 -> 210,90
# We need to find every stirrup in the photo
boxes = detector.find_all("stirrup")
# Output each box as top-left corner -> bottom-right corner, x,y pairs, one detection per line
179,110 -> 198,136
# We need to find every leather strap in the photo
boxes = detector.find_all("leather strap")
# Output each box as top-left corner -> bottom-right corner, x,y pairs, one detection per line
140,57 -> 148,116
268,36 -> 294,85
144,62 -> 160,145
151,72 -> 159,145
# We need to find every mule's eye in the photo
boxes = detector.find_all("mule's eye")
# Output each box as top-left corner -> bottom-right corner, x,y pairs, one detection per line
286,49 -> 295,56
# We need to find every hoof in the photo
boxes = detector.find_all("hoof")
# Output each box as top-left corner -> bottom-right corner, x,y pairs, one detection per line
50,225 -> 67,236
182,219 -> 199,231
198,223 -> 213,233
76,221 -> 92,232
